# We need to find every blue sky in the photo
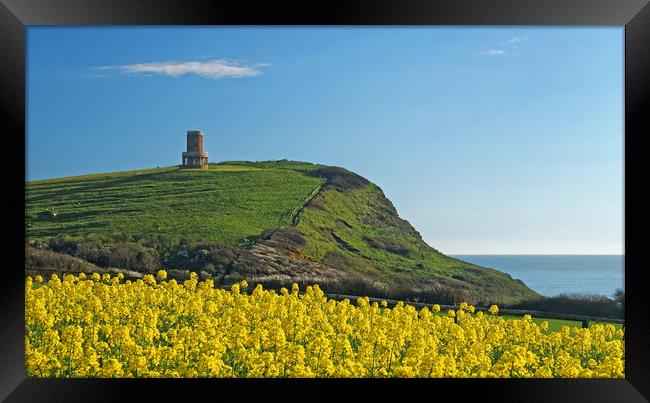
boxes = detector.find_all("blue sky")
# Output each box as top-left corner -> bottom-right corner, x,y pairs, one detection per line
26,27 -> 624,255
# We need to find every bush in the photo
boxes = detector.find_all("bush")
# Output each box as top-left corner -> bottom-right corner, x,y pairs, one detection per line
135,249 -> 159,272
612,288 -> 624,311
25,245 -> 98,273
48,234 -> 78,254
311,167 -> 369,191
73,239 -> 111,266
106,243 -> 142,269
507,293 -> 623,319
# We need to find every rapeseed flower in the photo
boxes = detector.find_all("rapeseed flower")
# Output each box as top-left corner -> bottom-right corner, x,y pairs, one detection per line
24,274 -> 624,378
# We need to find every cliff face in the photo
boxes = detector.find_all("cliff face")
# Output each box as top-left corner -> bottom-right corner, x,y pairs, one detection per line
26,161 -> 538,305
275,167 -> 537,305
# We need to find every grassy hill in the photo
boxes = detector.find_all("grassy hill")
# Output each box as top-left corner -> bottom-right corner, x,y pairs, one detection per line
27,161 -> 324,246
26,160 -> 539,305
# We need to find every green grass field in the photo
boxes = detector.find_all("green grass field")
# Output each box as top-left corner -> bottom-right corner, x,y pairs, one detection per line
27,161 -> 324,246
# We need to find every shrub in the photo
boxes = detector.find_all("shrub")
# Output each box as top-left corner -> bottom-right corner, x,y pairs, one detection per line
107,243 -> 142,269
508,293 -> 623,319
25,245 -> 98,273
312,167 -> 369,191
612,288 -> 624,311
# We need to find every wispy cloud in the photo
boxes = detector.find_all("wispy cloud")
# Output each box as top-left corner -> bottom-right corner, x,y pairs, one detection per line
503,36 -> 527,45
92,58 -> 269,79
478,49 -> 506,56
477,36 -> 527,56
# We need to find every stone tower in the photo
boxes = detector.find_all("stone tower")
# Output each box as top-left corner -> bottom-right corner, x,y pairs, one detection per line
181,130 -> 208,169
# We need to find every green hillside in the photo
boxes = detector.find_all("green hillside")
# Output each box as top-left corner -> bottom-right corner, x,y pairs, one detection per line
27,161 -> 324,246
26,160 -> 539,305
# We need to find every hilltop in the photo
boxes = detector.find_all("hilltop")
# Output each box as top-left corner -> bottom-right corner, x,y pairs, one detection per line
26,160 -> 538,305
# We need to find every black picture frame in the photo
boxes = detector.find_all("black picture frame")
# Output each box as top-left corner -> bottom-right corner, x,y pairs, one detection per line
2,0 -> 649,401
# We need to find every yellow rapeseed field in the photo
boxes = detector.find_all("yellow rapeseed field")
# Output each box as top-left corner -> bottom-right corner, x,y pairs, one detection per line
25,272 -> 624,378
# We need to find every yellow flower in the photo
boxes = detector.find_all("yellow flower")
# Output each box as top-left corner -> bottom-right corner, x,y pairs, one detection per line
156,270 -> 167,280
143,274 -> 156,286
24,273 -> 625,379
488,305 -> 499,315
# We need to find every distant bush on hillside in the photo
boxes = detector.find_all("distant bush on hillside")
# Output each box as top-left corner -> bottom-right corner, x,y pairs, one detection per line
312,167 -> 369,191
26,245 -> 98,273
612,288 -> 624,311
44,234 -> 159,273
507,293 -> 623,319
107,243 -> 159,272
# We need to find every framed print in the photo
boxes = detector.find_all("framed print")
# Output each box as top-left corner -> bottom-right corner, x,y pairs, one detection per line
1,0 -> 649,401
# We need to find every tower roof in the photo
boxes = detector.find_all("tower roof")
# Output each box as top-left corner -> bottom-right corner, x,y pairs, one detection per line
187,130 -> 203,136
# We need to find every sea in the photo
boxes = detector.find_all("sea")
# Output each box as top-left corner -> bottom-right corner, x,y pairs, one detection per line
451,255 -> 624,298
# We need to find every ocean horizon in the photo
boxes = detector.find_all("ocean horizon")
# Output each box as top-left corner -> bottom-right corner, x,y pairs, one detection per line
451,255 -> 624,298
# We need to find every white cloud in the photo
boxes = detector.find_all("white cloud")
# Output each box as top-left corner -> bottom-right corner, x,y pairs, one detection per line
478,36 -> 527,56
504,36 -> 527,45
92,58 -> 269,79
478,49 -> 506,56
